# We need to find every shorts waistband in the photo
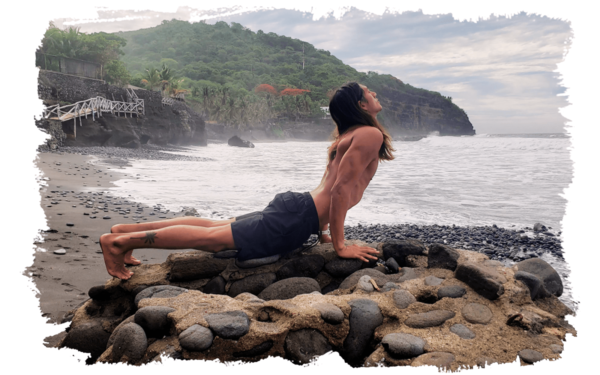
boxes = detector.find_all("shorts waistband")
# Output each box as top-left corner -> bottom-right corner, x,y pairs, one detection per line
301,191 -> 320,235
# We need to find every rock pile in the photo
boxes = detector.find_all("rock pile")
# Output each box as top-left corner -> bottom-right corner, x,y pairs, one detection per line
56,239 -> 575,369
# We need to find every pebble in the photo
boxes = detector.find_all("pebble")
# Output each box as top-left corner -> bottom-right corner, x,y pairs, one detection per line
404,310 -> 455,328
392,289 -> 416,309
179,324 -> 213,351
450,324 -> 476,339
549,344 -> 563,354
518,349 -> 544,364
312,302 -> 344,324
110,323 -> 147,362
103,216 -> 111,220
357,275 -> 375,292
385,257 -> 399,273
204,310 -> 250,339
134,285 -> 188,306
424,276 -> 444,286
438,285 -> 467,299
53,249 -> 67,255
461,303 -> 493,324
381,333 -> 426,358
381,282 -> 400,292
66,223 -> 74,226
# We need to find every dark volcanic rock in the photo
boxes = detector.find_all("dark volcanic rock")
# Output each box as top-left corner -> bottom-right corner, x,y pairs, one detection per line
438,285 -> 467,299
382,239 -> 427,266
393,290 -> 417,309
411,352 -> 456,369
450,324 -> 476,339
461,303 -> 493,324
533,223 -> 547,232
203,276 -> 226,295
518,349 -> 544,364
276,254 -> 325,280
312,302 -> 345,324
381,333 -> 426,359
324,258 -> 363,278
110,323 -> 147,362
258,277 -> 320,301
516,258 -> 563,297
428,243 -> 460,270
234,340 -> 274,358
134,306 -> 176,337
284,329 -> 332,364
167,252 -> 230,281
204,311 -> 250,340
134,285 -> 188,306
228,273 -> 277,297
515,271 -> 550,300
342,299 -> 383,366
62,320 -> 112,358
179,324 -> 214,352
385,257 -> 400,273
404,310 -> 455,328
235,254 -> 280,269
228,135 -> 255,148
455,262 -> 506,300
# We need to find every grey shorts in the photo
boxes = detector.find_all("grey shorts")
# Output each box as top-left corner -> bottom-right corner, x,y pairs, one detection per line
230,191 -> 320,261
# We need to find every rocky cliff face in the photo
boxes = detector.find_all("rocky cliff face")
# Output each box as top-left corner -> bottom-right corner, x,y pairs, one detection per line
37,70 -> 207,149
375,85 -> 476,136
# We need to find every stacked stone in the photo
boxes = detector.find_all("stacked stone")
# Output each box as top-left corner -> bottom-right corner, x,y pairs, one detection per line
58,239 -> 573,369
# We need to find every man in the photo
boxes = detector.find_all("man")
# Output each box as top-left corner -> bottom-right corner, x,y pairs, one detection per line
100,82 -> 395,280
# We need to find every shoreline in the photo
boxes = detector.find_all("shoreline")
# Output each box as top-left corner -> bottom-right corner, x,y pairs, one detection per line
29,146 -> 574,330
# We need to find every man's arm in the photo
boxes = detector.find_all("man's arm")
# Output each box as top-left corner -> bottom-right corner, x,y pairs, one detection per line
329,127 -> 382,261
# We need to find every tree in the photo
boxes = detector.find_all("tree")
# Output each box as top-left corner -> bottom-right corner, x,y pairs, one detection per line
254,83 -> 277,96
105,60 -> 131,87
140,68 -> 162,91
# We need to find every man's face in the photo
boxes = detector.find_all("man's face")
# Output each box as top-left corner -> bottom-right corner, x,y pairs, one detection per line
358,85 -> 382,117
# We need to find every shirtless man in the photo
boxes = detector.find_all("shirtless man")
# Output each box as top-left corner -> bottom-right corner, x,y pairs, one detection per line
100,82 -> 395,280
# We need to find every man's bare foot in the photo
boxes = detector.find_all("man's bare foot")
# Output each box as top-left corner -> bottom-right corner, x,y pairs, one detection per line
124,250 -> 142,266
100,234 -> 134,280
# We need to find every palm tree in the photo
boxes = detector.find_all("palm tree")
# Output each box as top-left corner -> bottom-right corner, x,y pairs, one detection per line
140,68 -> 162,91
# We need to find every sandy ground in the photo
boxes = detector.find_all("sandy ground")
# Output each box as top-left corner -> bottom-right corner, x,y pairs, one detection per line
29,151 -> 192,326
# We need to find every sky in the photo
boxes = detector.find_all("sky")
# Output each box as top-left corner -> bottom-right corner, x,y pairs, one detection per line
50,6 -> 573,134
4,1 -> 599,374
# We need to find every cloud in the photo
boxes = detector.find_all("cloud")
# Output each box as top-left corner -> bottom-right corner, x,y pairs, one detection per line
51,6 -> 571,134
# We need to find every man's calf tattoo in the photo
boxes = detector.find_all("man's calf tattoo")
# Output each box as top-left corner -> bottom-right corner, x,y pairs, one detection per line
130,231 -> 158,244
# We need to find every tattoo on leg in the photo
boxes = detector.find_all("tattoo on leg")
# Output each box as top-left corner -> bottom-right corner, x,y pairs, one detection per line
130,231 -> 158,244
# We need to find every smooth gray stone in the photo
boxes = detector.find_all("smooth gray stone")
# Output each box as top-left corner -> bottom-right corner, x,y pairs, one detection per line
285,329 -> 332,364
339,268 -> 388,290
342,299 -> 383,365
396,267 -> 419,283
455,262 -> 506,300
381,282 -> 400,292
204,310 -> 250,339
550,344 -> 563,354
428,243 -> 460,270
134,306 -> 176,337
357,275 -> 375,292
228,273 -> 277,297
313,302 -> 344,324
450,324 -> 476,339
404,310 -> 455,328
179,324 -> 213,351
258,277 -> 320,301
235,254 -> 280,269
438,285 -> 467,299
381,333 -> 425,358
111,323 -> 147,362
424,275 -> 444,286
213,250 -> 238,259
516,258 -> 563,297
393,289 -> 416,309
107,315 -> 135,348
53,249 -> 66,255
461,303 -> 493,324
518,349 -> 544,364
515,271 -> 549,300
234,340 -> 274,358
134,285 -> 188,306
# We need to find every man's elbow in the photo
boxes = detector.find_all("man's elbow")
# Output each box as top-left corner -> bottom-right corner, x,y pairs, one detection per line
330,184 -> 349,201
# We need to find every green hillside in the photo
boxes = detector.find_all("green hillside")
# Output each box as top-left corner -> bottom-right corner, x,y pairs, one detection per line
117,19 -> 463,129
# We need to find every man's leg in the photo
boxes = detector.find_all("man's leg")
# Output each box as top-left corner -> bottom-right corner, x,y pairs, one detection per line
100,224 -> 236,280
111,217 -> 236,266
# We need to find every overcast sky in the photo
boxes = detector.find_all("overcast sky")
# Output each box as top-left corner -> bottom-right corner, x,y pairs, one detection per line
52,6 -> 572,134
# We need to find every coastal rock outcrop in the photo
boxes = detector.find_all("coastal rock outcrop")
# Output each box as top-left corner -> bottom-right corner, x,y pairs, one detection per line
54,239 -> 574,369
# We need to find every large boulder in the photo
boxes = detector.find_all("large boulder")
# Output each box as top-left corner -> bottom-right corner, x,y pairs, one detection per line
228,135 -> 255,148
258,277 -> 321,301
276,255 -> 325,280
167,252 -> 230,281
284,329 -> 332,364
427,243 -> 459,270
134,306 -> 176,338
228,273 -> 277,297
382,239 -> 427,266
342,299 -> 383,366
110,323 -> 147,363
324,258 -> 363,278
515,258 -> 563,297
62,319 -> 112,358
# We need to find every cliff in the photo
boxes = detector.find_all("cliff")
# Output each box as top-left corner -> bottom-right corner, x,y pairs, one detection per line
36,70 -> 207,149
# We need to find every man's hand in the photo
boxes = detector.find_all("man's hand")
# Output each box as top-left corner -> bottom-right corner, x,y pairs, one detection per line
336,244 -> 379,262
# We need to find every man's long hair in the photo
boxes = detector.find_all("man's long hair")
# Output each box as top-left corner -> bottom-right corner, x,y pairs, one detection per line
327,82 -> 395,162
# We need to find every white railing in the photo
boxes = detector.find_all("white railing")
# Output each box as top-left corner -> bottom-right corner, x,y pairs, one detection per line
162,97 -> 175,106
43,95 -> 144,123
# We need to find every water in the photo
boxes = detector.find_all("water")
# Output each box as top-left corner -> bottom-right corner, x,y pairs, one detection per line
107,133 -> 572,231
